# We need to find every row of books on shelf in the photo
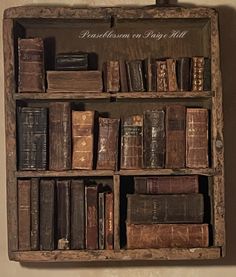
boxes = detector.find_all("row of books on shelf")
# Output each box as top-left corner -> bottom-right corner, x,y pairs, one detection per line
18,104 -> 209,171
18,37 -> 211,93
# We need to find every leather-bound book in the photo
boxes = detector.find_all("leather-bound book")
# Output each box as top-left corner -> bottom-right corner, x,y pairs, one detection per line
127,194 -> 204,224
121,115 -> 143,169
126,60 -> 145,92
98,192 -> 105,250
49,102 -> 71,171
30,178 -> 39,250
186,108 -> 209,168
167,59 -> 178,92
134,175 -> 199,194
72,111 -> 94,170
18,38 -> 45,92
18,107 -> 48,171
71,180 -> 85,250
143,110 -> 165,168
127,224 -> 209,249
119,60 -> 128,92
144,57 -> 152,92
105,192 -> 114,250
204,58 -> 211,91
56,180 -> 70,250
104,61 -> 120,93
97,118 -> 120,170
177,57 -> 191,91
166,105 -> 186,168
40,179 -> 55,251
18,179 -> 31,250
55,52 -> 88,71
191,57 -> 205,91
156,60 -> 168,92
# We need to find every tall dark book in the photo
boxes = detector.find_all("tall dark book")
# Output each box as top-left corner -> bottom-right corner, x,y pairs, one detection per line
40,179 -> 55,251
71,180 -> 85,250
97,118 -> 120,170
204,58 -> 211,91
18,179 -> 31,250
186,108 -> 209,168
166,105 -> 186,168
105,192 -> 114,250
57,180 -> 70,250
18,38 -> 45,92
176,57 -> 191,91
55,52 -> 88,71
144,57 -> 153,92
143,110 -> 165,168
98,192 -> 105,250
49,102 -> 71,171
121,115 -> 143,169
126,60 -> 145,92
166,59 -> 178,92
18,107 -> 48,171
103,60 -> 120,92
119,60 -> 128,92
127,194 -> 204,224
191,57 -> 204,91
30,178 -> 39,250
156,60 -> 168,92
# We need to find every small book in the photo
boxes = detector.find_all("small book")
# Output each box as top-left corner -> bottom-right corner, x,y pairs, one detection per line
30,178 -> 39,250
103,61 -> 120,92
55,52 -> 88,71
176,57 -> 191,91
156,60 -> 168,92
119,60 -> 128,92
98,192 -> 105,250
105,192 -> 114,250
204,58 -> 211,91
166,59 -> 178,92
191,57 -> 205,91
126,60 -> 145,92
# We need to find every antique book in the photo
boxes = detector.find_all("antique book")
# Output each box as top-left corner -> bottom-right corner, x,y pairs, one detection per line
18,107 -> 47,171
143,110 -> 165,168
176,57 -> 191,91
30,178 -> 39,250
126,60 -> 145,92
134,175 -> 199,194
57,180 -> 70,250
18,179 -> 31,250
98,192 -> 105,250
166,59 -> 178,92
47,71 -> 103,92
18,38 -> 45,92
55,52 -> 88,71
72,111 -> 95,170
204,58 -> 211,91
85,184 -> 98,250
40,179 -> 55,251
156,60 -> 168,92
119,60 -> 128,92
97,117 -> 120,170
105,192 -> 114,250
127,194 -> 204,224
166,105 -> 186,168
186,108 -> 209,168
120,115 -> 143,169
104,60 -> 120,92
71,180 -> 85,250
49,102 -> 71,171
191,57 -> 205,91
144,57 -> 153,92
127,224 -> 209,249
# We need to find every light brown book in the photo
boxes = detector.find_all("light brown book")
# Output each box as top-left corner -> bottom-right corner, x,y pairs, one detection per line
167,59 -> 178,92
156,60 -> 168,92
105,192 -> 114,250
192,57 -> 205,92
104,61 -> 120,92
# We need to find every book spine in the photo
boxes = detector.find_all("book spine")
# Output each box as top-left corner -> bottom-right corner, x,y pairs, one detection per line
119,60 -> 128,92
30,178 -> 39,250
186,108 -> 209,168
105,192 -> 114,250
144,57 -> 152,92
55,53 -> 88,71
18,179 -> 31,250
126,61 -> 145,92
156,61 -> 168,92
104,61 -> 120,92
98,192 -> 105,250
166,105 -> 186,168
127,224 -> 209,249
71,180 -> 85,250
143,110 -> 165,168
192,57 -> 205,91
97,118 -> 120,170
166,59 -> 178,92
72,111 -> 94,170
49,102 -> 71,170
204,58 -> 211,91
177,57 -> 191,91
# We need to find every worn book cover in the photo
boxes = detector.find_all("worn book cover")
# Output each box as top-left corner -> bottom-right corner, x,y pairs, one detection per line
104,60 -> 120,92
176,57 -> 191,91
166,59 -> 178,92
30,178 -> 39,250
55,52 -> 88,71
156,60 -> 168,92
126,60 -> 145,92
105,192 -> 114,250
191,57 -> 205,91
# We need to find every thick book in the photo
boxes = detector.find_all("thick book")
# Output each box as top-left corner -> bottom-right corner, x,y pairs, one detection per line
40,179 -> 55,251
30,178 -> 39,250
18,107 -> 47,171
98,192 -> 105,250
97,118 -> 120,170
119,60 -> 128,92
18,38 -> 45,92
121,115 -> 143,169
57,180 -> 70,250
204,58 -> 211,91
166,59 -> 178,92
134,175 -> 199,194
176,57 -> 191,91
166,105 -> 186,168
47,71 -> 103,92
156,60 -> 168,92
104,61 -> 120,92
126,60 -> 145,92
49,102 -> 71,171
72,111 -> 94,170
105,192 -> 114,250
55,52 -> 88,71
127,224 -> 209,249
71,180 -> 85,250
127,194 -> 204,224
143,110 -> 165,168
18,179 -> 31,250
191,57 -> 205,91
186,108 -> 209,168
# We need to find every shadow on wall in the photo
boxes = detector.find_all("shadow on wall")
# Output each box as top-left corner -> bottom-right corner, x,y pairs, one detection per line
19,1 -> 236,268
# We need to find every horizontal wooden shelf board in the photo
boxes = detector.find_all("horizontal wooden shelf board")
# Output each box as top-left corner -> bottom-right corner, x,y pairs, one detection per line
115,92 -> 213,99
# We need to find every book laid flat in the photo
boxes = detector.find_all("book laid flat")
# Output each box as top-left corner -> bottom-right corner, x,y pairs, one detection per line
49,102 -> 71,171
186,108 -> 209,168
47,71 -> 103,92
119,60 -> 128,92
166,105 -> 186,168
121,115 -> 143,169
134,175 -> 199,194
40,179 -> 55,251
98,192 -> 105,250
156,60 -> 168,92
18,38 -> 45,92
126,60 -> 145,92
55,52 -> 88,71
104,61 -> 120,92
105,192 -> 114,250
97,118 -> 120,170
204,58 -> 211,91
127,194 -> 204,224
143,110 -> 165,168
176,57 -> 191,91
126,224 -> 209,249
18,107 -> 47,170
72,111 -> 94,170
30,178 -> 39,250
192,57 -> 204,91
166,59 -> 178,92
